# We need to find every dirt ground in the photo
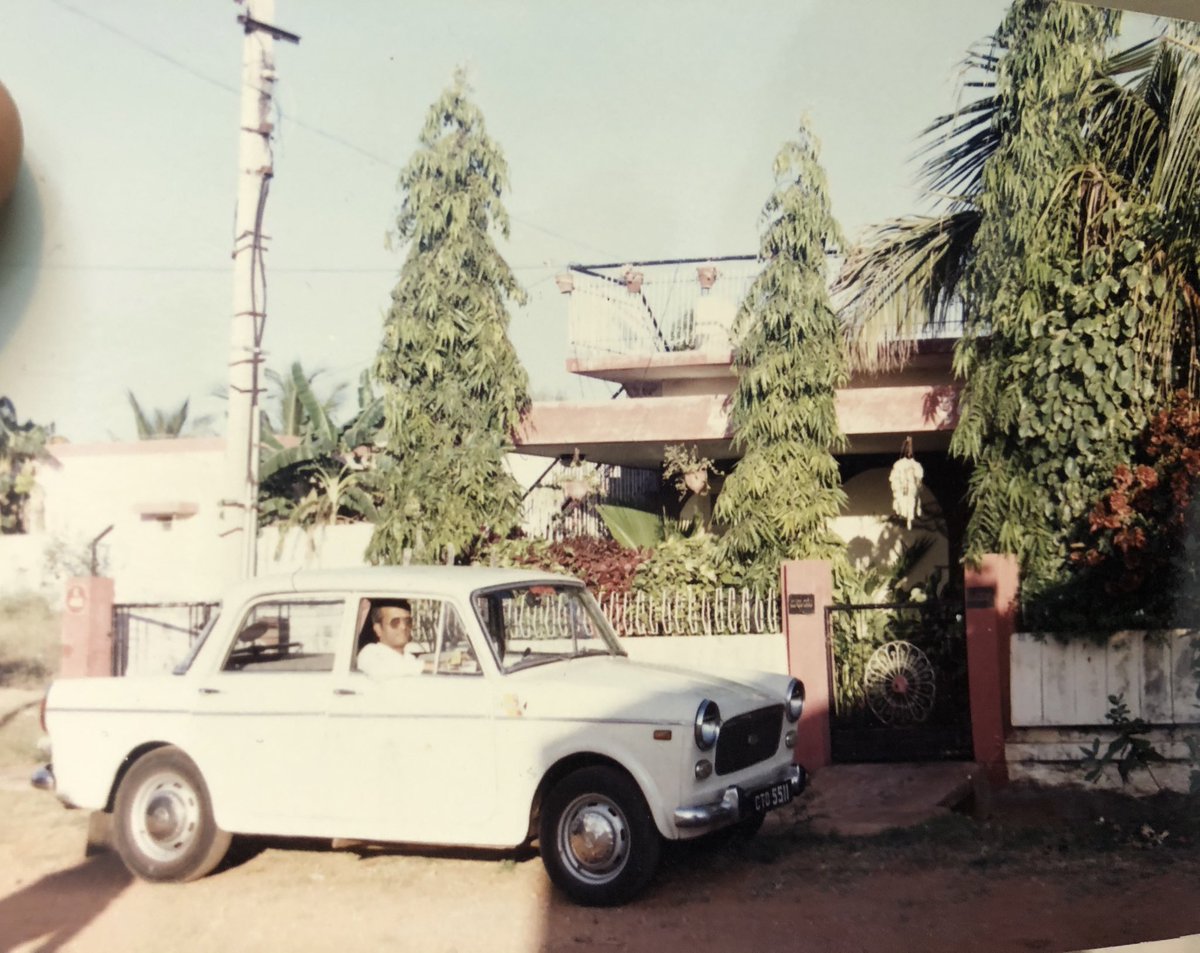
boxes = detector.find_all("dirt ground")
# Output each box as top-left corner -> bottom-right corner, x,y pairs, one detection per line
2,701 -> 1200,953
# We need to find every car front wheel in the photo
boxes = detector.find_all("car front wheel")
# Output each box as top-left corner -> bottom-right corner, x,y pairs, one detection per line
539,765 -> 661,906
112,746 -> 231,882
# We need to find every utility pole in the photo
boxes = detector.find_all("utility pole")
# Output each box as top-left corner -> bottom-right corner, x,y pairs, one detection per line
219,0 -> 299,582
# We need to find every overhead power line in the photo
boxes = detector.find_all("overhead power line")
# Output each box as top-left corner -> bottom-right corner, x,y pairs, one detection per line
47,0 -> 615,262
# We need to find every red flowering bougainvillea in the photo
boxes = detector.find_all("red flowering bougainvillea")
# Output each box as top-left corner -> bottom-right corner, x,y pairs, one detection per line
1073,393 -> 1200,605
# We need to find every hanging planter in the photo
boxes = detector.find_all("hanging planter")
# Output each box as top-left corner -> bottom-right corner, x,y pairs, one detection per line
696,264 -> 718,291
560,477 -> 592,502
683,469 -> 709,496
889,437 -> 924,529
555,449 -> 601,503
555,272 -> 575,294
663,443 -> 720,499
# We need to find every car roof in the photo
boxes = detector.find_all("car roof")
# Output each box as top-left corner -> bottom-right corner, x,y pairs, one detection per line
220,564 -> 581,603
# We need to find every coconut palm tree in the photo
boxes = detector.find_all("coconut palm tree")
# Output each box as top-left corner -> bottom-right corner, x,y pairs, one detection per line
127,392 -> 213,439
838,12 -> 1200,389
835,2 -> 1200,588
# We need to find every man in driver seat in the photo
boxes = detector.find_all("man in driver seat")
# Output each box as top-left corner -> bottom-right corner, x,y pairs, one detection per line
358,600 -> 424,677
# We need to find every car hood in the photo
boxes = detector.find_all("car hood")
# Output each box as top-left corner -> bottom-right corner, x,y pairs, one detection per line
503,655 -> 785,724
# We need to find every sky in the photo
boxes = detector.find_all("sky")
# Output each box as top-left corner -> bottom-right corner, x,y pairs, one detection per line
0,0 -> 1172,443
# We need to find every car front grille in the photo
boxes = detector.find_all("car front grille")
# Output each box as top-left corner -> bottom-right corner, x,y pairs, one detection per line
714,704 -> 784,776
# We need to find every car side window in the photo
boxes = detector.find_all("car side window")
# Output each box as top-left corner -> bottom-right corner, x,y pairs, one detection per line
355,597 -> 480,676
223,600 -> 343,673
432,602 -> 480,675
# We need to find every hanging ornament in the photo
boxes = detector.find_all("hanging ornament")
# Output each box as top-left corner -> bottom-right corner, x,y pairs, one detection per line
889,436 -> 923,529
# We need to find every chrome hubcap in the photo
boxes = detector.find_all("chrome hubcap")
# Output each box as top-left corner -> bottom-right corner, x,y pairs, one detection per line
559,794 -> 630,884
130,770 -> 200,862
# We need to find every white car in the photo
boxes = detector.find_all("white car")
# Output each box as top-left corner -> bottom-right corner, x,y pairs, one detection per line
37,566 -> 806,906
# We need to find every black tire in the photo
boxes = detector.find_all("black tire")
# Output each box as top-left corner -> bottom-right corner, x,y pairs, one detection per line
112,746 -> 231,883
538,766 -> 662,907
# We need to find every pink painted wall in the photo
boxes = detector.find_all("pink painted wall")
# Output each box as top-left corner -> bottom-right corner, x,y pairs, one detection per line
964,554 -> 1019,784
519,383 -> 960,452
60,576 -> 114,678
781,560 -> 834,770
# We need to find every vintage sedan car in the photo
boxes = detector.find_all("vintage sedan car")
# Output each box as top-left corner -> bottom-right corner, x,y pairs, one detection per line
38,566 -> 806,905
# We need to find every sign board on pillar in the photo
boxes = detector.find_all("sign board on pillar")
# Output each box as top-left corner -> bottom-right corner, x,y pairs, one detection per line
966,586 -> 995,610
787,594 -> 815,615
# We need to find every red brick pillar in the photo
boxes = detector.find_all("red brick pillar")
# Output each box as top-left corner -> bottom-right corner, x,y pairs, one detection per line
780,560 -> 833,770
60,577 -> 114,678
964,554 -> 1019,785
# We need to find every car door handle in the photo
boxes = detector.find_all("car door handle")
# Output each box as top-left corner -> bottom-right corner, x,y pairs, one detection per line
334,688 -> 358,696
198,687 -> 220,695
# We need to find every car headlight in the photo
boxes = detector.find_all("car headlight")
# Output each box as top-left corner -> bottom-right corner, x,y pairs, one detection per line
785,678 -> 805,722
694,699 -> 721,750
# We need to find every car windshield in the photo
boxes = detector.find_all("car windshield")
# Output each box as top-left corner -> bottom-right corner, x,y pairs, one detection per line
472,583 -> 625,673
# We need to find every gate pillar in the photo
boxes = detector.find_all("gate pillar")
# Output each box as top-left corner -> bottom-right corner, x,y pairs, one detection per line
964,555 -> 1019,785
60,576 -> 114,678
780,560 -> 833,769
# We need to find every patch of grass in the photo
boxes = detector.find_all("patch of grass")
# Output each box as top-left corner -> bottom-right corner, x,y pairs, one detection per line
0,593 -> 59,688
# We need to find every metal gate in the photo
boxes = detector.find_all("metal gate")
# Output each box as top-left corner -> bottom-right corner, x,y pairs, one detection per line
825,600 -> 972,763
112,602 -> 219,676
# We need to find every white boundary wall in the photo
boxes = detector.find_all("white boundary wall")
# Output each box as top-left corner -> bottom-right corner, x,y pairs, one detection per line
619,633 -> 788,676
1008,630 -> 1200,792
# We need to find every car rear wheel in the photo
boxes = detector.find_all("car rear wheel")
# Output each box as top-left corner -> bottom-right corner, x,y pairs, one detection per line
539,765 -> 661,907
112,746 -> 231,882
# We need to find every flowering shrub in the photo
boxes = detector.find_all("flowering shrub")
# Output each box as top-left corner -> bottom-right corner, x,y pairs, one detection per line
483,537 -> 650,595
1063,393 -> 1200,624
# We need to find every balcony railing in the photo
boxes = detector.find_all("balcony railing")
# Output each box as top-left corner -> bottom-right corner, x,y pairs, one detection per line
562,255 -> 964,361
563,257 -> 760,358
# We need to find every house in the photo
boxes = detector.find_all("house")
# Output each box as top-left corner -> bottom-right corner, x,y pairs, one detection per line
516,256 -> 969,591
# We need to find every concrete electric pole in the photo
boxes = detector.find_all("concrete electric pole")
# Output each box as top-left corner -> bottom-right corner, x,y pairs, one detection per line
220,0 -> 298,582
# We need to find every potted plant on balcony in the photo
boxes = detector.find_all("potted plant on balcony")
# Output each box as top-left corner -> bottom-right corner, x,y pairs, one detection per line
621,265 -> 644,295
662,444 -> 720,499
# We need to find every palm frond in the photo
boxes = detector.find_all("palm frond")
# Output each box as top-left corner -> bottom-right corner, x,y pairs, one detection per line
835,211 -> 980,373
918,97 -> 1000,201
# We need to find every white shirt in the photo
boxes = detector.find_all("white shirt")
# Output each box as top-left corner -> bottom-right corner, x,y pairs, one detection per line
357,642 -> 424,678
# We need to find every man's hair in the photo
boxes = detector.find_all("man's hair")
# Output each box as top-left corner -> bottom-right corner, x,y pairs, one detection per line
371,599 -> 412,624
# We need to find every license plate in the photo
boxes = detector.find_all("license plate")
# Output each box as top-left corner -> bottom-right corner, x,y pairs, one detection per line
749,780 -> 792,813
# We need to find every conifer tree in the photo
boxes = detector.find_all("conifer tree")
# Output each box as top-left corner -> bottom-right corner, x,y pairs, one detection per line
367,71 -> 529,564
715,120 -> 848,588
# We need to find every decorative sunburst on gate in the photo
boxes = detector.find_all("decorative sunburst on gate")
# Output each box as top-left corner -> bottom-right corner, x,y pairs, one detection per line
863,640 -> 936,726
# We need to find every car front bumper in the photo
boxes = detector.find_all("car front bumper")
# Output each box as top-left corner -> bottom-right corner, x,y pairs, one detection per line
672,763 -> 807,832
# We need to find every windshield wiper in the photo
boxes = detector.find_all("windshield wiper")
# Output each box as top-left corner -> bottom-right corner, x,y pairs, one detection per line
506,653 -> 568,673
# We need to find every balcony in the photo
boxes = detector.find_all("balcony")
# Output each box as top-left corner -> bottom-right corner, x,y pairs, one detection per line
560,257 -> 759,390
558,255 -> 962,393
518,255 -> 966,467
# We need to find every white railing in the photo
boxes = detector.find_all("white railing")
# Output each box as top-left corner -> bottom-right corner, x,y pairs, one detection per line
565,255 -> 966,360
564,258 -> 761,358
521,465 -> 661,541
599,587 -> 780,638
